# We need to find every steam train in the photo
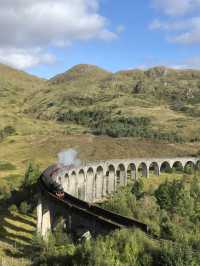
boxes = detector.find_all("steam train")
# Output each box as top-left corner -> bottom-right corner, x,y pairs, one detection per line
41,163 -> 75,199
48,181 -> 65,199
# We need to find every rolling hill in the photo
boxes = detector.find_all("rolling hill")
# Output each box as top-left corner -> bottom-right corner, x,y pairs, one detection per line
1,63 -> 200,182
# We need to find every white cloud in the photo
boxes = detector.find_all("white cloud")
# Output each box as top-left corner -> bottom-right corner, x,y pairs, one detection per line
150,17 -> 200,44
150,0 -> 200,45
152,0 -> 200,16
0,0 -> 117,69
0,48 -> 56,69
149,19 -> 190,31
169,18 -> 200,44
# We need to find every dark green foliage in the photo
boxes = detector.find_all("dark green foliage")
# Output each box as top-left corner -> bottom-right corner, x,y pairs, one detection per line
131,180 -> 144,199
23,161 -> 40,187
31,225 -> 74,266
102,186 -> 137,217
184,164 -> 194,175
154,180 -> 193,216
56,109 -> 111,126
56,109 -> 183,142
0,162 -> 40,213
154,242 -> 200,266
0,183 -> 11,200
8,204 -> 18,213
19,201 -> 31,214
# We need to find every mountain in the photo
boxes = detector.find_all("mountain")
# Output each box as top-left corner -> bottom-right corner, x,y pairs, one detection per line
50,64 -> 111,85
25,64 -> 200,142
0,63 -> 200,181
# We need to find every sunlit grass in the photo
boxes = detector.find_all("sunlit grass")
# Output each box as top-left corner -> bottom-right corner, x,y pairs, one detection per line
0,210 -> 36,264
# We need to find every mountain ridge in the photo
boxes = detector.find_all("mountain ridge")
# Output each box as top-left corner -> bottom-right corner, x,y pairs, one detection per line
1,62 -> 200,81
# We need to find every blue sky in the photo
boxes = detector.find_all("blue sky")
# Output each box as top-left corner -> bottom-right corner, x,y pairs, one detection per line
0,0 -> 200,78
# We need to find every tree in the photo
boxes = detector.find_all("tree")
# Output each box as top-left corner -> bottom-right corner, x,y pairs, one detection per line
24,162 -> 40,187
19,201 -> 30,214
9,204 -> 18,213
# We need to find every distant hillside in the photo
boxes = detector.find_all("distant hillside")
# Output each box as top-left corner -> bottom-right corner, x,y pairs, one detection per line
50,64 -> 111,85
23,64 -> 200,142
0,63 -> 46,105
0,62 -> 200,179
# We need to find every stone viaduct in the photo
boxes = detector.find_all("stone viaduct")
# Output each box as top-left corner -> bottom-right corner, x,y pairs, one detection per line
38,157 -> 199,237
54,157 -> 199,203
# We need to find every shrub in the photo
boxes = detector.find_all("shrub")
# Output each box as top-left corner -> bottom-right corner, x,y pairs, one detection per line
154,242 -> 200,266
56,109 -> 183,142
23,161 -> 40,187
0,126 -> 16,141
154,180 -> 194,217
19,201 -> 31,214
9,204 -> 18,213
0,183 -> 11,200
132,180 -> 144,199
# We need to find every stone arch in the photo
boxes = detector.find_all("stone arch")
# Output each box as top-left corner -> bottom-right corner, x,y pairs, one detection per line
160,161 -> 172,173
69,171 -> 77,196
138,162 -> 148,178
127,163 -> 137,180
116,164 -> 126,188
107,164 -> 115,194
77,169 -> 86,200
94,166 -> 104,200
184,161 -> 195,174
63,173 -> 69,192
196,160 -> 200,170
172,161 -> 183,172
86,167 -> 95,202
149,162 -> 160,176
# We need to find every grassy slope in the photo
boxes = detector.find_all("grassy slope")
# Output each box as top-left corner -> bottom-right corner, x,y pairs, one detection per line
26,65 -> 200,141
1,64 -> 200,262
0,209 -> 35,265
1,64 -> 200,179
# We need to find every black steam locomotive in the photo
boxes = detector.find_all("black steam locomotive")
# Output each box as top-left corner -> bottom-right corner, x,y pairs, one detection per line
41,163 -> 74,199
48,181 -> 65,199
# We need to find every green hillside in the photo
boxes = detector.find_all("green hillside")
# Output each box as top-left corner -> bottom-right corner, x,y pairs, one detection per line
26,64 -> 200,142
1,63 -> 200,180
1,63 -> 200,263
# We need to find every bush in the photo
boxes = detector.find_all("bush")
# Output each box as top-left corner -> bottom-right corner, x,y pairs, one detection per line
23,161 -> 40,187
0,183 -> 11,200
19,201 -> 31,214
9,204 -> 18,213
154,242 -> 200,266
154,180 -> 194,217
132,180 -> 144,199
0,126 -> 16,141
56,109 -> 183,142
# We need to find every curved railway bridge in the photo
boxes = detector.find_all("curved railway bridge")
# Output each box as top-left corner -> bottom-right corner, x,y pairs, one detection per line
37,156 -> 199,238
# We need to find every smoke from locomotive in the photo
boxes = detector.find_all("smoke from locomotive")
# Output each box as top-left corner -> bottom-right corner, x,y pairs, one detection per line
41,148 -> 81,199
58,149 -> 81,167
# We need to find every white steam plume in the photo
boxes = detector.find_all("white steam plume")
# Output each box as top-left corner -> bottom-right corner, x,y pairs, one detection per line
58,149 -> 81,167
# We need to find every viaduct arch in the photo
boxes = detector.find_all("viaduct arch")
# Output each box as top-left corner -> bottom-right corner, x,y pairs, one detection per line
38,156 -> 199,237
54,157 -> 199,203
